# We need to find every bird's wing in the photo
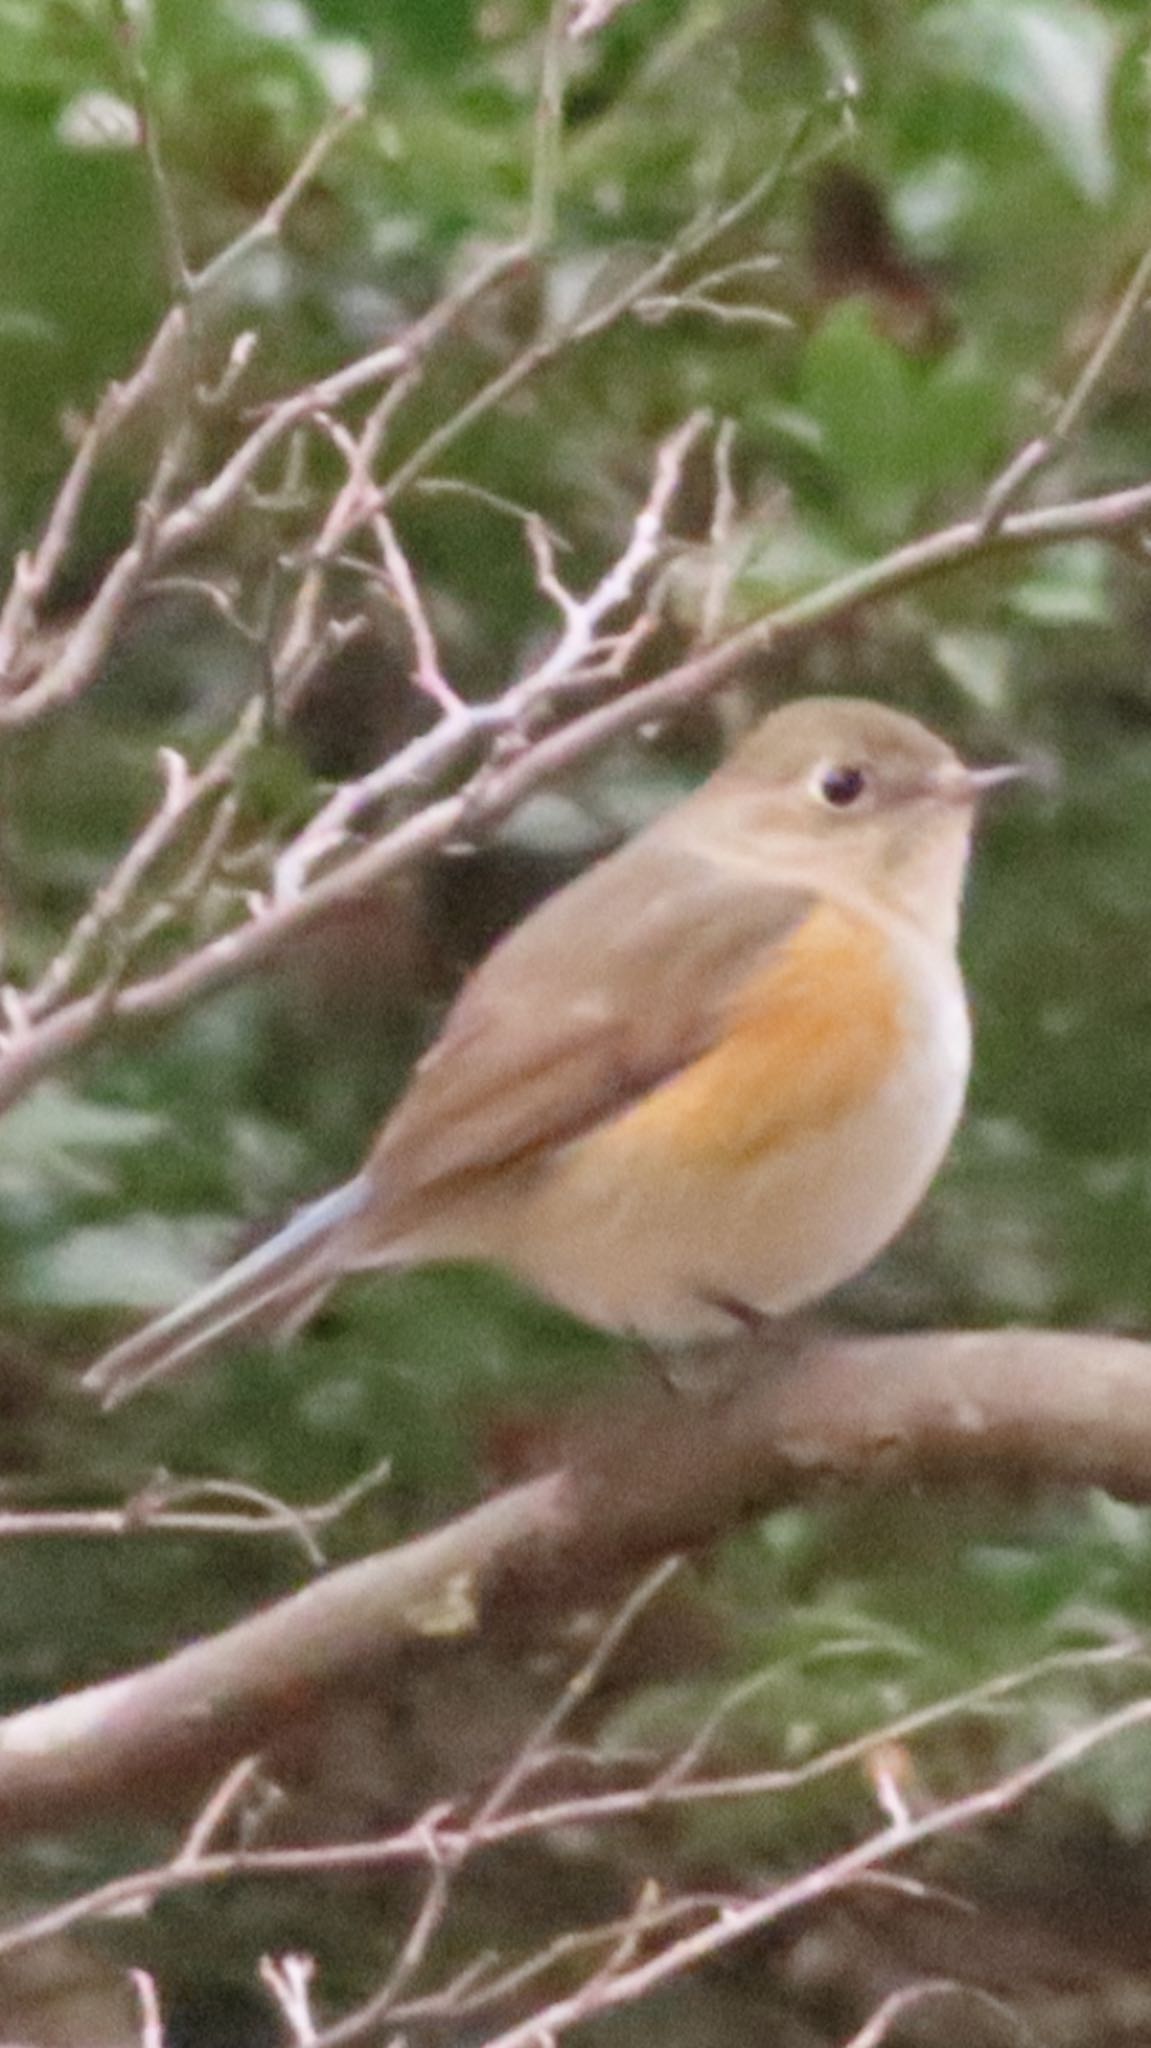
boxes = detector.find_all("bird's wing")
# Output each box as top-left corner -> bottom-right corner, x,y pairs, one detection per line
83,842 -> 810,1406
370,833 -> 814,1211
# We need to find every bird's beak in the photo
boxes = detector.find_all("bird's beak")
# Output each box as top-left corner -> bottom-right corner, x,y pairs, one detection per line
966,762 -> 1029,795
932,761 -> 1028,805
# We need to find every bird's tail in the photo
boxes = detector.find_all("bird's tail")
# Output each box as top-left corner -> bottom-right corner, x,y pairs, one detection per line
83,1175 -> 372,1410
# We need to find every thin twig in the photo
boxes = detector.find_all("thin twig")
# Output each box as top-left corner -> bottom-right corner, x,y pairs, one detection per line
372,510 -> 464,715
473,1557 -> 683,1829
0,1455 -> 391,1566
1,458 -> 1148,1118
0,1635 -> 1137,1963
567,0 -> 645,35
373,106 -> 827,514
260,1955 -> 320,2047
842,1980 -> 1040,2048
0,306 -> 188,692
389,1894 -> 728,2031
312,1864 -> 455,2048
110,0 -> 191,302
981,241 -> 1151,531
530,0 -> 569,249
636,293 -> 792,330
22,742 -> 239,1021
0,198 -> 515,733
195,104 -> 364,298
275,408 -> 703,897
130,1969 -> 167,2048
176,1754 -> 267,1867
415,1688 -> 1151,2048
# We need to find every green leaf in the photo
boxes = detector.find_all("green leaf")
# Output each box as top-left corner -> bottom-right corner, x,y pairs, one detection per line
1008,541 -> 1113,625
0,1082 -> 166,1200
920,0 -> 1118,203
798,302 -> 918,536
0,0 -> 112,101
913,350 -> 1008,496
18,1214 -> 233,1311
934,628 -> 1012,709
728,517 -> 860,614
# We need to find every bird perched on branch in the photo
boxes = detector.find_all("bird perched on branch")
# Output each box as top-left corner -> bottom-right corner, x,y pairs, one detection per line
85,696 -> 1020,1408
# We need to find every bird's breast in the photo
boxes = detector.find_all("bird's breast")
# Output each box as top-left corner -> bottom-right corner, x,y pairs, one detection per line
423,905 -> 970,1342
608,902 -> 910,1166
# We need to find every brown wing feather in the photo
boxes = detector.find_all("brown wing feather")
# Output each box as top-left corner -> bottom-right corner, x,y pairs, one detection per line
369,831 -> 813,1208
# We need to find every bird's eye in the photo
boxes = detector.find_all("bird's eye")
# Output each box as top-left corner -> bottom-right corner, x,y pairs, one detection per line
816,763 -> 868,809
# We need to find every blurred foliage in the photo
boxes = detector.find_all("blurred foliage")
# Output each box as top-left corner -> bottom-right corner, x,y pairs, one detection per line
3,0 -> 1151,2040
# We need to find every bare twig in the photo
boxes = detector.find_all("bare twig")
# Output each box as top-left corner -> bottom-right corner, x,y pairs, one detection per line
273,407 -> 704,899
21,738 -> 244,1022
473,1556 -> 683,1828
372,510 -> 465,716
130,1969 -> 167,2048
110,0 -> 191,302
411,1688 -> 1151,2048
511,409 -> 708,702
0,1626 -> 1137,1995
260,1955 -> 320,2047
314,1863 -> 456,2048
0,1455 -> 390,1566
530,0 -> 569,249
3,1646 -> 1128,2043
387,1893 -> 729,2030
372,105 -> 828,516
699,414 -> 740,642
567,0 -> 650,40
194,103 -> 364,298
0,103 -> 364,720
842,1981 -> 1039,2048
470,1639 -> 1144,1845
0,309 -> 188,694
636,292 -> 792,330
2,463 -> 1150,1120
980,240 -> 1151,531
176,1754 -> 267,1868
0,92 -> 814,731
0,235 -> 519,731
0,1334 -> 1147,1845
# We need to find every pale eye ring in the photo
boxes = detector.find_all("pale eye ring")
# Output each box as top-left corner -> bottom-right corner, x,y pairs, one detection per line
815,762 -> 869,809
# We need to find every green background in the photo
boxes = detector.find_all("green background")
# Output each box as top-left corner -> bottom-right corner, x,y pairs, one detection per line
2,0 -> 1151,2040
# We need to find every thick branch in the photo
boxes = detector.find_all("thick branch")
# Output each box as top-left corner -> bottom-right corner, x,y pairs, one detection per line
1,1327 -> 1150,1837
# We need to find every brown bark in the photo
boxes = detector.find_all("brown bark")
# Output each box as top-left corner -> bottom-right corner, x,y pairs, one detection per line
1,1327 -> 1149,1836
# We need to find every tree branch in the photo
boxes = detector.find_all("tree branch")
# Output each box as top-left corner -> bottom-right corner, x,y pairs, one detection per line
1,1326 -> 1150,1839
1,468 -> 1149,1120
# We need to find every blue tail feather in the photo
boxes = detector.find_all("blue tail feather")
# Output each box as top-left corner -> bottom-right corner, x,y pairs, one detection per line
83,1175 -> 371,1408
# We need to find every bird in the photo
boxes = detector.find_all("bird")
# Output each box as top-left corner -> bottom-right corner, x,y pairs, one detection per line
84,696 -> 1020,1408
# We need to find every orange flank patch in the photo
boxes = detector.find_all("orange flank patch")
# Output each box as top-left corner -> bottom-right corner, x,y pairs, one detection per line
609,904 -> 905,1167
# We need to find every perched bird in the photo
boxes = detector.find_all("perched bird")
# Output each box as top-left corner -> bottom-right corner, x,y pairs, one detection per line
85,696 -> 1019,1408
